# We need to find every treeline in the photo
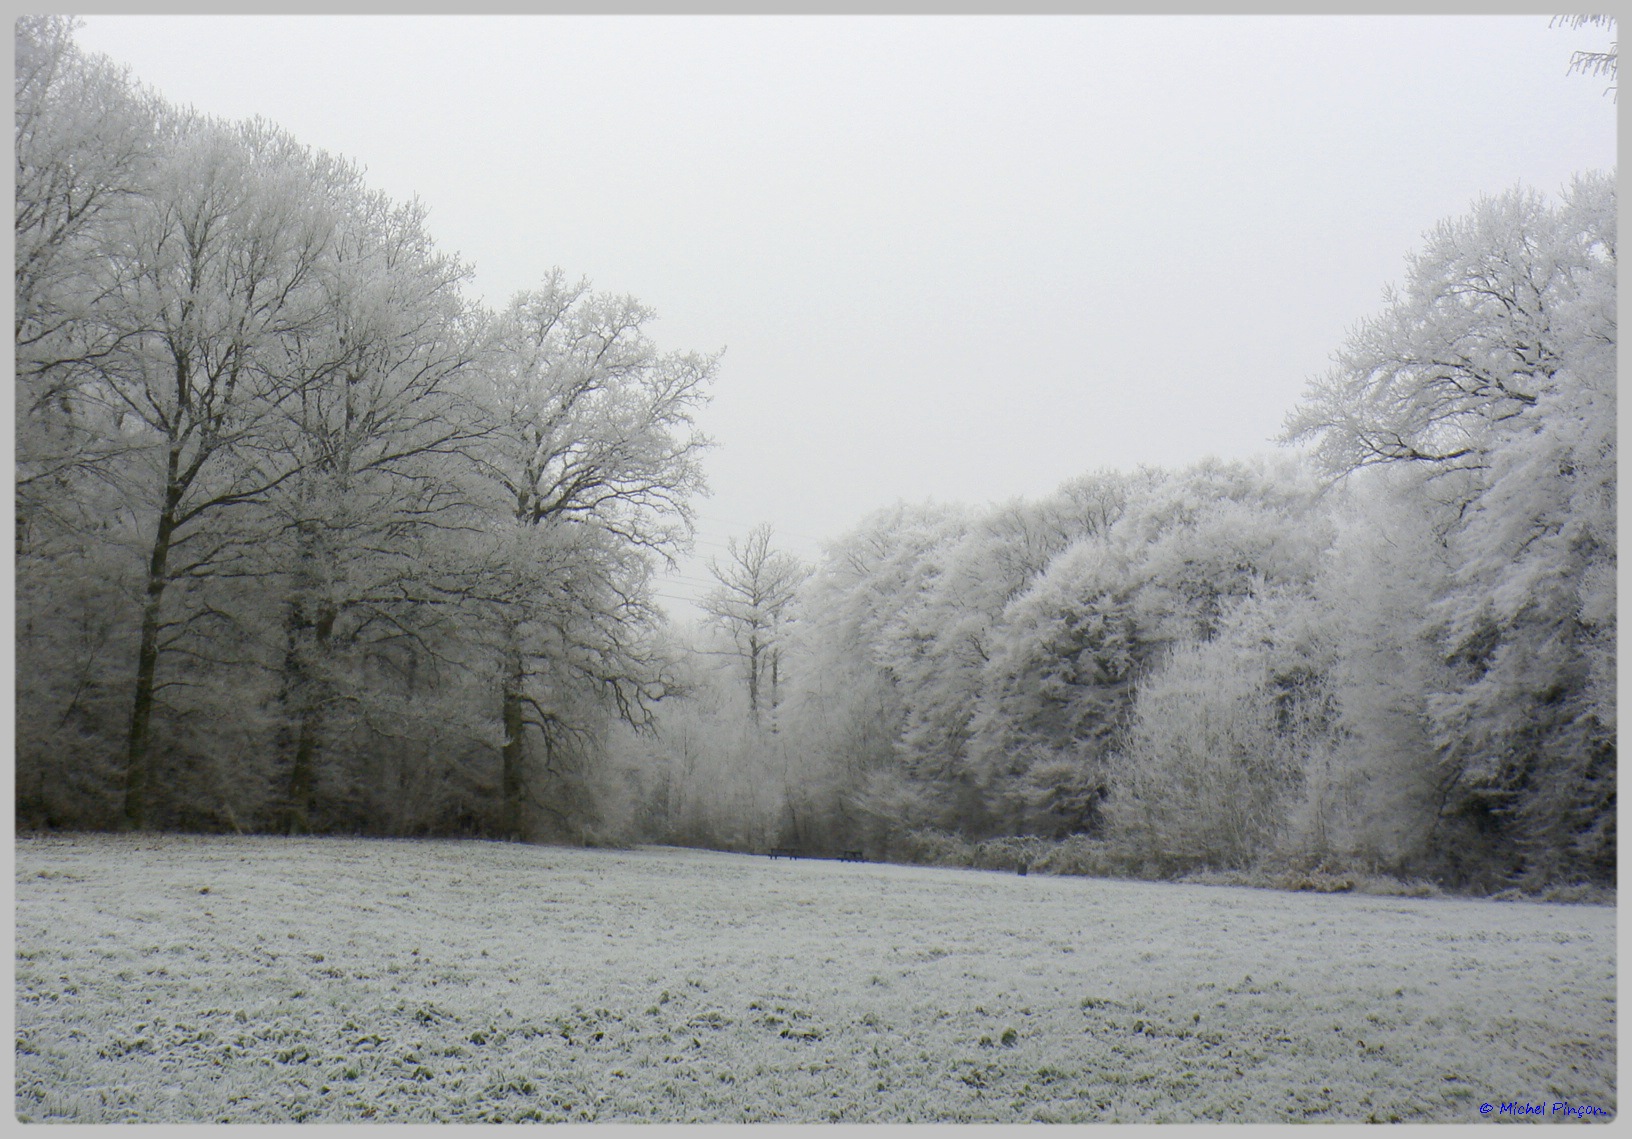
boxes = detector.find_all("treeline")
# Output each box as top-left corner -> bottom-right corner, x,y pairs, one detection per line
14,19 -> 1616,892
15,17 -> 714,840
618,174 -> 1616,892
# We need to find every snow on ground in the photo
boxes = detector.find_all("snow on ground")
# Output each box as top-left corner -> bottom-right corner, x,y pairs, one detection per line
12,833 -> 1617,1124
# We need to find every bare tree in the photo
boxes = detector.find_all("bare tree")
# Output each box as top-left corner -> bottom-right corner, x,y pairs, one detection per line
268,187 -> 487,833
471,272 -> 714,840
700,523 -> 808,728
14,16 -> 157,545
1554,14 -> 1617,100
86,118 -> 343,828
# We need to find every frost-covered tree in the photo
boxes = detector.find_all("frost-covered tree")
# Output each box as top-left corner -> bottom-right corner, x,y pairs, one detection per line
1283,201 -> 1548,489
469,272 -> 714,841
892,478 -> 1129,798
1106,591 -> 1333,874
266,186 -> 487,834
83,117 -> 350,829
14,16 -> 156,516
775,502 -> 967,847
1425,175 -> 1617,885
606,627 -> 816,852
14,18 -> 160,827
700,523 -> 807,727
1286,175 -> 1616,886
14,21 -> 717,842
1555,14 -> 1616,99
967,457 -> 1327,839
1309,471 -> 1454,873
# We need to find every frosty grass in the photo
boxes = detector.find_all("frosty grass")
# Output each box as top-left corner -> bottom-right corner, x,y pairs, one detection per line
13,833 -> 1616,1123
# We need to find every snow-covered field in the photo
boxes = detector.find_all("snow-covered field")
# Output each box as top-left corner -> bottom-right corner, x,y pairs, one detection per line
12,833 -> 1616,1124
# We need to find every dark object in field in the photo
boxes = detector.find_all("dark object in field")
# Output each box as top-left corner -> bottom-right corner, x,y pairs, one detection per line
768,848 -> 867,862
1017,863 -> 1029,876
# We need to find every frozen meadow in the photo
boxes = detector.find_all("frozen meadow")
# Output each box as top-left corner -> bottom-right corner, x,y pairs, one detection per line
13,834 -> 1616,1124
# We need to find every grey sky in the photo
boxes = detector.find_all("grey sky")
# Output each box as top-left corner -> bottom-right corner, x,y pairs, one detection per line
71,14 -> 1616,614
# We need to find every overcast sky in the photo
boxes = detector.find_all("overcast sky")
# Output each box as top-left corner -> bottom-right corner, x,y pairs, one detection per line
72,14 -> 1617,615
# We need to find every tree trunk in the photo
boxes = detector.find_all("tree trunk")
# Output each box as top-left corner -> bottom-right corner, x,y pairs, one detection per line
769,645 -> 780,733
747,632 -> 761,726
281,600 -> 334,835
285,713 -> 319,835
501,656 -> 527,842
121,450 -> 182,830
121,587 -> 164,830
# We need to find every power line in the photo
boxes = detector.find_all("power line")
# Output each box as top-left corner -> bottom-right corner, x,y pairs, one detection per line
688,513 -> 829,547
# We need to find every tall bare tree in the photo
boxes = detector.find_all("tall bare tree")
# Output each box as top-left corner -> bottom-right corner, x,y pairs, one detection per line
472,271 -> 714,840
86,118 -> 343,828
268,187 -> 487,833
701,523 -> 807,727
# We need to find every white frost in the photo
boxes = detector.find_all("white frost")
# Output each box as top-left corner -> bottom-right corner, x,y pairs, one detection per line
12,834 -> 1617,1123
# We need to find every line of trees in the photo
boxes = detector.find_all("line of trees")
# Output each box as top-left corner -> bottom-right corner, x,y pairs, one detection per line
15,19 -> 1615,891
615,172 -> 1615,891
15,17 -> 714,840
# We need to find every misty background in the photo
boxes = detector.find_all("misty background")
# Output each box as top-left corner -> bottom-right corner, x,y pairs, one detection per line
15,14 -> 1617,894
69,15 -> 1617,609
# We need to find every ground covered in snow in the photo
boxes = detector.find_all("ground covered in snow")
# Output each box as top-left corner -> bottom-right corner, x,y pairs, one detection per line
12,834 -> 1617,1124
